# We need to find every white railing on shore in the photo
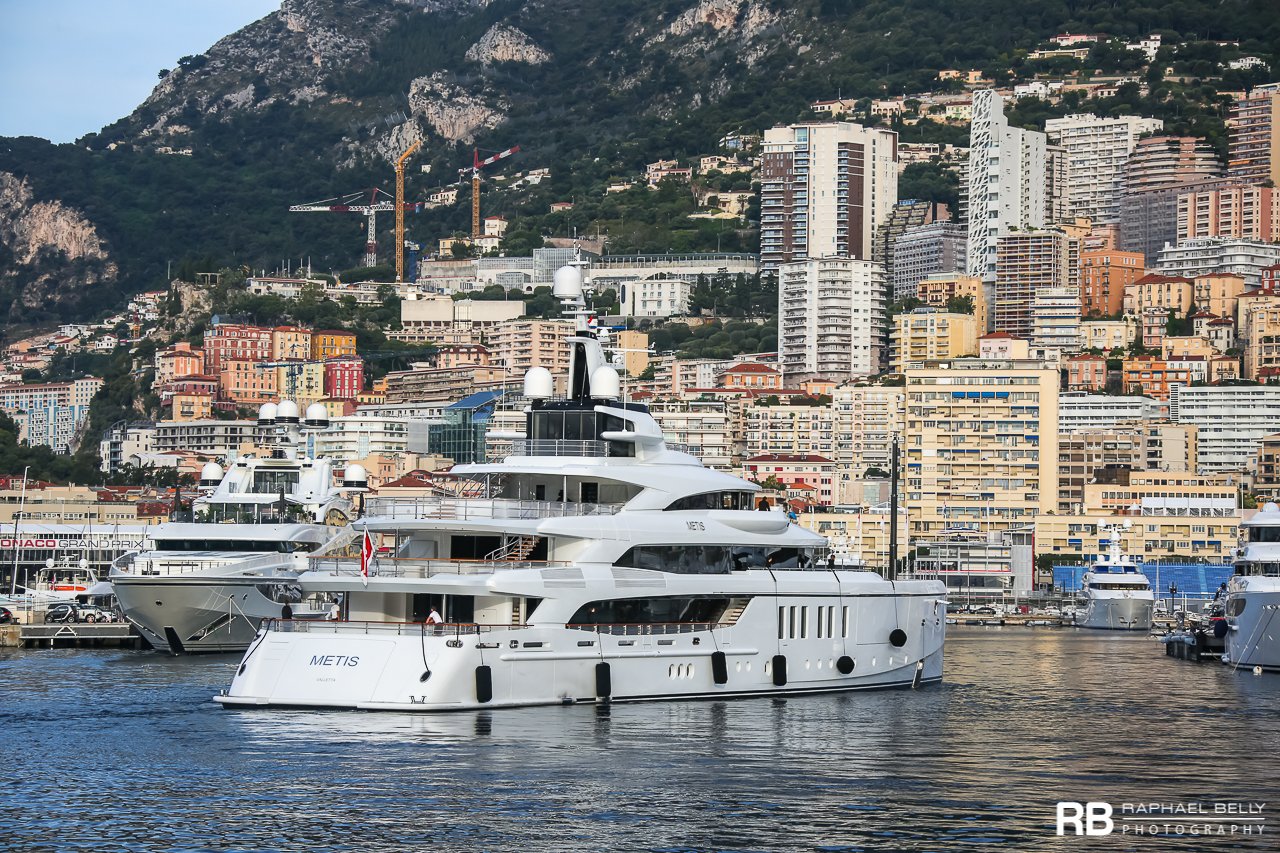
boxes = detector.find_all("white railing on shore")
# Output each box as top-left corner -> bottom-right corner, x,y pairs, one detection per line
365,495 -> 621,521
305,556 -> 569,579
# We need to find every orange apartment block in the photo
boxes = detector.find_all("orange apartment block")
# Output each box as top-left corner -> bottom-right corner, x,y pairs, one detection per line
917,274 -> 990,334
311,330 -> 358,361
1122,355 -> 1191,401
1124,273 -> 1194,316
1066,353 -> 1108,390
171,392 -> 214,421
1193,274 -> 1247,319
1080,250 -> 1145,317
720,362 -> 782,390
154,341 -> 205,385
220,358 -> 278,407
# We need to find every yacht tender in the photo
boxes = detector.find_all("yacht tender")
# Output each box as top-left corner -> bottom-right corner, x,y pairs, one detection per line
1223,502 -> 1280,670
216,262 -> 948,712
1076,524 -> 1154,631
111,402 -> 361,653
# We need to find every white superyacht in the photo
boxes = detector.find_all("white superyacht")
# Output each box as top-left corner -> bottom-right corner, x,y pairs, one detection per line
1076,524 -> 1154,631
111,401 -> 360,653
1223,502 -> 1280,670
216,264 -> 948,712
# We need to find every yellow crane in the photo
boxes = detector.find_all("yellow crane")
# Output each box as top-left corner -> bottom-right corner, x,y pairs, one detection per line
395,140 -> 422,282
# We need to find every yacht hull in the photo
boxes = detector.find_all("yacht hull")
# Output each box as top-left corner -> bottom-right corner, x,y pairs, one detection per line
1077,595 -> 1153,631
216,588 -> 947,711
113,576 -> 317,654
1223,583 -> 1280,671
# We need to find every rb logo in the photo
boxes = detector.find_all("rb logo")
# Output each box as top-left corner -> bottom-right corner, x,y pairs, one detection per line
1057,802 -> 1114,836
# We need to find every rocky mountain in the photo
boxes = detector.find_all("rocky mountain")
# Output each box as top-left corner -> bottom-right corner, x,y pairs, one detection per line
0,0 -> 1277,326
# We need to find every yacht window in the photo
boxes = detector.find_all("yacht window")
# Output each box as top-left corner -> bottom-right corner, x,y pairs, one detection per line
614,545 -> 734,574
1088,582 -> 1150,590
580,482 -> 599,504
252,470 -> 299,495
567,595 -> 732,625
1251,527 -> 1280,543
154,539 -> 305,553
664,491 -> 754,511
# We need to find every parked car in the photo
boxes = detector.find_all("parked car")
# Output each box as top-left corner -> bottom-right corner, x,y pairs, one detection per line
76,604 -> 118,623
0,606 -> 14,624
974,605 -> 998,616
44,602 -> 81,623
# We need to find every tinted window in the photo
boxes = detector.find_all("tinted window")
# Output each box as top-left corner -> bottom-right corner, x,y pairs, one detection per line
568,596 -> 732,625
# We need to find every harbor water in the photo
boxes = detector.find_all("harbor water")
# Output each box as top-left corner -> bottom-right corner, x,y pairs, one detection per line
1,628 -> 1277,851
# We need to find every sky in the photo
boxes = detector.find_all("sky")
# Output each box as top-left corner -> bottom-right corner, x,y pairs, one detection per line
0,0 -> 281,143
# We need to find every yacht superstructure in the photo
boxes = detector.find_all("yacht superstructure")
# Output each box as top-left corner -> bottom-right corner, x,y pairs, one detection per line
1077,524 -> 1154,631
1223,502 -> 1280,670
111,402 -> 362,653
216,262 -> 947,712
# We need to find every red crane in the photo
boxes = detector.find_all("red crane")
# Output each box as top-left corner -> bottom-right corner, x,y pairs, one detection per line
459,144 -> 519,238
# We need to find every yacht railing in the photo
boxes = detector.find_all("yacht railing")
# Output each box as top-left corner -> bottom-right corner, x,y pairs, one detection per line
263,619 -> 530,637
365,495 -> 621,521
489,438 -> 690,460
113,551 -> 298,577
566,622 -> 728,635
306,556 -> 569,579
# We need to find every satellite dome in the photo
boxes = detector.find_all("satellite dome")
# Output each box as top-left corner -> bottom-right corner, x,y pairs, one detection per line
199,462 -> 224,487
523,366 -> 554,400
552,264 -> 583,299
304,402 -> 330,427
276,400 -> 300,424
590,365 -> 621,400
257,402 -> 278,425
343,463 -> 368,490
1265,502 -> 1280,514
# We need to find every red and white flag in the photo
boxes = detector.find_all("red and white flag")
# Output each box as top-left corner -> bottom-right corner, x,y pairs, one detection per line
360,528 -> 374,587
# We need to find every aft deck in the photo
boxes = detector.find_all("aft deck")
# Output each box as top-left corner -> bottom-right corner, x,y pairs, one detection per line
305,556 -> 570,579
366,495 -> 620,522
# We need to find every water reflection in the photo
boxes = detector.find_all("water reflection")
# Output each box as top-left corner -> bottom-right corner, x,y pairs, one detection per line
0,629 -> 1277,851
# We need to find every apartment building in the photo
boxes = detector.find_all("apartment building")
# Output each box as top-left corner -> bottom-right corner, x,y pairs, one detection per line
1228,90 -> 1280,185
270,326 -> 312,361
591,253 -> 758,318
220,359 -> 278,407
1045,113 -> 1164,223
1125,135 -> 1224,192
874,199 -> 946,286
742,454 -> 837,506
1066,354 -> 1108,391
383,365 -> 510,404
1157,237 -> 1280,287
1178,184 -> 1280,244
1080,249 -> 1145,317
890,309 -> 978,372
902,359 -> 1059,537
1241,302 -> 1280,380
1123,273 -> 1194,316
393,295 -> 525,344
1122,356 -> 1191,402
324,356 -> 365,400
99,421 -> 157,473
153,342 -> 204,385
1059,392 -> 1163,433
1030,287 -> 1083,356
778,257 -> 886,382
759,121 -> 899,270
992,229 -> 1080,339
151,420 -> 272,461
744,402 -> 836,459
203,323 -> 272,374
648,400 -> 733,471
917,274 -> 990,333
487,320 -> 573,374
1079,318 -> 1134,351
0,377 -> 103,454
831,385 -> 905,500
890,222 -> 967,301
310,330 -> 357,361
1056,426 -> 1199,514
1254,433 -> 1280,500
1171,384 -> 1280,472
966,90 -> 1047,280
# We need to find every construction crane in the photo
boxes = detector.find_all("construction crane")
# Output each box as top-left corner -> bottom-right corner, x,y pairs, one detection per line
394,140 -> 422,282
459,144 -> 519,238
255,360 -> 306,400
289,188 -> 396,268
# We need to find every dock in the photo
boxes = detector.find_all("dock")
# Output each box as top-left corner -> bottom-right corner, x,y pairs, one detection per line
948,613 -> 1179,630
2,623 -> 145,649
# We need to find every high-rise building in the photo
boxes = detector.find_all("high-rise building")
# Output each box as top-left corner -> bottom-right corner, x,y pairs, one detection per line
1125,135 -> 1224,192
903,358 -> 1060,534
1046,113 -> 1164,224
890,309 -> 978,372
1156,237 -> 1280,287
1228,91 -> 1280,185
1045,143 -> 1072,224
993,229 -> 1080,338
1030,287 -> 1083,356
873,199 -> 946,288
965,90 -> 1047,280
890,222 -> 967,301
778,257 -> 887,382
1171,384 -> 1280,471
1080,249 -> 1146,317
0,378 -> 104,454
1177,184 -> 1280,243
760,122 -> 899,270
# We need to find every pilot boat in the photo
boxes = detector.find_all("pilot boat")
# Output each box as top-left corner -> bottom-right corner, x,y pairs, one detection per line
216,261 -> 947,711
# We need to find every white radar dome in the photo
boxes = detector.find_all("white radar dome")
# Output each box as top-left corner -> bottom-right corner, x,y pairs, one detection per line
276,400 -> 300,423
590,365 -> 621,400
552,264 -> 583,299
304,402 -> 330,427
199,462 -> 224,487
343,463 -> 368,490
1264,502 -> 1280,514
523,367 -> 555,400
257,402 -> 278,425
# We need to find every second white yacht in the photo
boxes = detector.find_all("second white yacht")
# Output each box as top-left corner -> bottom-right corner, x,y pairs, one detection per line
1223,502 -> 1280,671
216,262 -> 948,712
1076,523 -> 1154,631
111,402 -> 362,653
